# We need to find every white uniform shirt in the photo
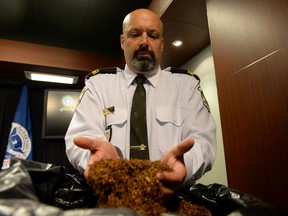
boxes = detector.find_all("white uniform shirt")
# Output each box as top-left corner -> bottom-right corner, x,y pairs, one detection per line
65,65 -> 216,185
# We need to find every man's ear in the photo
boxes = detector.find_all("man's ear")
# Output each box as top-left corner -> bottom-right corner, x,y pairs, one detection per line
120,35 -> 124,50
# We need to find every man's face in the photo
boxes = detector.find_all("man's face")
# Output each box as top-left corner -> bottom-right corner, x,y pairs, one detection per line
120,10 -> 164,74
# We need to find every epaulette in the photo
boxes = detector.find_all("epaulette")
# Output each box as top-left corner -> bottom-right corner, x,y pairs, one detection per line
167,67 -> 199,80
168,67 -> 210,112
85,67 -> 118,80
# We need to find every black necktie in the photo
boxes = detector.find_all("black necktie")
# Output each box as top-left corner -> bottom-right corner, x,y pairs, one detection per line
130,75 -> 149,160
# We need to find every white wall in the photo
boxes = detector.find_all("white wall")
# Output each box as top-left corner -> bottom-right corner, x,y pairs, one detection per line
182,45 -> 228,186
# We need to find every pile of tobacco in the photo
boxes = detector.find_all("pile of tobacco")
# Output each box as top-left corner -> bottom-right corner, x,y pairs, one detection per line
87,158 -> 212,216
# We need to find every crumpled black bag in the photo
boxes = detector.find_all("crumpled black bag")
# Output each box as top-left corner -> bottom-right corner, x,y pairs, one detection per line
179,183 -> 287,216
0,158 -> 38,201
53,172 -> 97,209
9,158 -> 96,209
17,158 -> 68,205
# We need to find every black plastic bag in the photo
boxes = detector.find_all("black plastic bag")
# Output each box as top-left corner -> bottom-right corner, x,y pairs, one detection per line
18,159 -> 67,205
13,158 -> 96,209
54,173 -> 97,209
0,159 -> 38,201
179,183 -> 287,216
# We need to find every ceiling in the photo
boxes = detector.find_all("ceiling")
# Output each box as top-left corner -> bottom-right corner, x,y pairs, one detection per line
0,0 -> 210,87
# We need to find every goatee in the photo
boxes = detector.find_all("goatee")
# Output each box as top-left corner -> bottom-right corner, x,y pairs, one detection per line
131,59 -> 155,72
131,49 -> 156,72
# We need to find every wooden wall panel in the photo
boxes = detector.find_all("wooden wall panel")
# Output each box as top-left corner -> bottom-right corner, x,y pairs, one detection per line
0,39 -> 125,87
217,48 -> 288,207
0,39 -> 125,71
207,0 -> 288,212
207,0 -> 288,81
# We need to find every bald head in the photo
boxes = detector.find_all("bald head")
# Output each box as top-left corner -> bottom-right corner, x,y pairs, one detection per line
122,9 -> 163,36
120,9 -> 164,74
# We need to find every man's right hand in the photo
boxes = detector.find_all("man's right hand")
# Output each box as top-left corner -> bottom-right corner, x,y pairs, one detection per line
73,136 -> 120,179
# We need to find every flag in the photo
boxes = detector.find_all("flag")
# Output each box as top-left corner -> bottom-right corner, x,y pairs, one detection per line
2,85 -> 33,169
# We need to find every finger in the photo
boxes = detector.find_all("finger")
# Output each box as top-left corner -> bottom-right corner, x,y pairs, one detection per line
156,173 -> 181,195
161,186 -> 175,196
161,137 -> 194,162
156,172 -> 183,185
146,185 -> 174,197
73,136 -> 97,151
174,137 -> 194,156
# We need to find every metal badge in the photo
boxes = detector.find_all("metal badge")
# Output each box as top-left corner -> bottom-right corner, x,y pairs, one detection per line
102,106 -> 115,116
130,144 -> 147,151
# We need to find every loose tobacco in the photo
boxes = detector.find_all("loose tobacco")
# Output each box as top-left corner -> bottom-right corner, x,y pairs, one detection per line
87,158 -> 211,216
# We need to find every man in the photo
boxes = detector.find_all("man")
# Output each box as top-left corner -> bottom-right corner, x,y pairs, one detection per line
65,8 -> 216,196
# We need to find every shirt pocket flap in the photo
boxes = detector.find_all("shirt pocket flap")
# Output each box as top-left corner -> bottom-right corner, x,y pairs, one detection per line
156,106 -> 184,126
106,108 -> 127,126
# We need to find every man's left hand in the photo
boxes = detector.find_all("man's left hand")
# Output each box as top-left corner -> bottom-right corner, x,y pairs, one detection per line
156,137 -> 194,196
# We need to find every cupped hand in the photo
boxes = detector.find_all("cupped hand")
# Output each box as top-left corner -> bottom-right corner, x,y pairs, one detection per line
73,136 -> 120,179
156,137 -> 194,196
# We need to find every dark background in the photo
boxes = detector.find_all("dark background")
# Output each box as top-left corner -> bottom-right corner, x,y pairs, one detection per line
0,83 -> 80,173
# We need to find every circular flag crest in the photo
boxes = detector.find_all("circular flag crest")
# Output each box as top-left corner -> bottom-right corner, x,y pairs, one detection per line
6,122 -> 32,159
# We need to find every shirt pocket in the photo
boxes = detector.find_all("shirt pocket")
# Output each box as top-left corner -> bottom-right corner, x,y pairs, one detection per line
106,107 -> 127,126
156,106 -> 184,153
156,106 -> 184,126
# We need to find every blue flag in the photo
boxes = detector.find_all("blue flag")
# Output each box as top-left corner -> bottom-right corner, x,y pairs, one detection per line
2,85 -> 33,169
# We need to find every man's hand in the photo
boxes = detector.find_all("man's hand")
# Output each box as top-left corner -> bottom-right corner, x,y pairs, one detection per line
156,137 -> 194,196
73,137 -> 120,179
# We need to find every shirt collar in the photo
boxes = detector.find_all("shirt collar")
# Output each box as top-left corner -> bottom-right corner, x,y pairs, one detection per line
124,64 -> 161,88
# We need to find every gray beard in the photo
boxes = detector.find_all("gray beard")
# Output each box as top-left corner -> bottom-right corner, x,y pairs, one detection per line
131,58 -> 156,72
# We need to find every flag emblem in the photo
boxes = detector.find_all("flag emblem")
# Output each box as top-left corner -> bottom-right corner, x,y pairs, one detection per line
5,122 -> 32,159
2,85 -> 33,169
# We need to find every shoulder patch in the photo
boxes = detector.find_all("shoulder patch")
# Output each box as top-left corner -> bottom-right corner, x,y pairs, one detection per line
85,67 -> 118,80
76,86 -> 88,107
198,85 -> 211,113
